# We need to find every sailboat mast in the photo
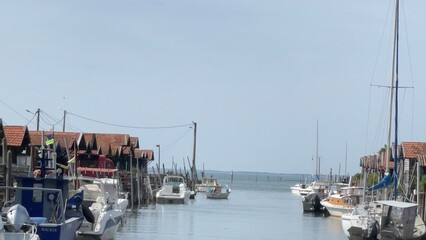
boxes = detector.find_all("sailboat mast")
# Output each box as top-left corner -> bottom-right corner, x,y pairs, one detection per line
392,0 -> 400,199
316,120 -> 319,180
383,0 -> 400,200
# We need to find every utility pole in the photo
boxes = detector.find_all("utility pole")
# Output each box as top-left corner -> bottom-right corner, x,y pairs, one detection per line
62,110 -> 66,132
130,144 -> 134,209
36,108 -> 40,131
156,145 -> 161,174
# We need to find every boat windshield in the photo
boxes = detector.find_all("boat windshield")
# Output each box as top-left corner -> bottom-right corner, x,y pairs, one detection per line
164,177 -> 184,184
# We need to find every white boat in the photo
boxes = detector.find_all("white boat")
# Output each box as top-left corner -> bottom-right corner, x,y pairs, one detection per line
341,199 -> 381,238
206,185 -> 231,199
1,204 -> 40,240
195,177 -> 219,192
320,186 -> 364,217
292,121 -> 322,198
156,175 -> 191,204
290,183 -> 312,196
76,177 -> 127,240
98,178 -> 129,213
302,182 -> 329,213
302,181 -> 349,213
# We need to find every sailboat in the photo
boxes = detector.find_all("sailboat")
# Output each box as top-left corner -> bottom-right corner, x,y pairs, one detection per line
291,121 -> 321,197
341,0 -> 426,239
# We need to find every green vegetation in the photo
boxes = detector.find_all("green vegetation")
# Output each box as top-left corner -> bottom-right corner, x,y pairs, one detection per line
367,172 -> 379,187
352,173 -> 361,186
421,174 -> 426,187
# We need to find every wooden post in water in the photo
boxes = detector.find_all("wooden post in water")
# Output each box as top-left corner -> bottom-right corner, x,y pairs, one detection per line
191,122 -> 198,191
231,170 -> 234,183
129,145 -> 134,209
183,158 -> 187,176
187,157 -> 193,187
136,157 -> 141,208
152,166 -> 158,190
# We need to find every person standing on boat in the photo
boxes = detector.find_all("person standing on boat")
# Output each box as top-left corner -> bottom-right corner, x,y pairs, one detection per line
313,195 -> 321,212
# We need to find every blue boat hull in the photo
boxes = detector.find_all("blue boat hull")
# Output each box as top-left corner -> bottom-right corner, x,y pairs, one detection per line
37,217 -> 83,240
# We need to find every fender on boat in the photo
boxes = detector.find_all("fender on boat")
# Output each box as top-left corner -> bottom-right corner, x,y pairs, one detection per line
82,205 -> 95,223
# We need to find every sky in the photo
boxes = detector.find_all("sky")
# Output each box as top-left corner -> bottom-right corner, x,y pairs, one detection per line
1,0 -> 426,175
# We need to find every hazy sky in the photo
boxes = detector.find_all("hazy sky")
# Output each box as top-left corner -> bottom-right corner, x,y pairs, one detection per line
1,0 -> 426,175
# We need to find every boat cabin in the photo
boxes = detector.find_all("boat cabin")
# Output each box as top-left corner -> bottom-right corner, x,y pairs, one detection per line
378,200 -> 418,239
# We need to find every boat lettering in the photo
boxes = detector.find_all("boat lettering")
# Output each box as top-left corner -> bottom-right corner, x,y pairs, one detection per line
41,228 -> 58,232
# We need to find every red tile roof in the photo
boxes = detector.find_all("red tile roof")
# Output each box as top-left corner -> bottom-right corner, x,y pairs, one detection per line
84,133 -> 96,150
360,146 -> 395,170
4,125 -> 28,146
134,149 -> 154,160
29,131 -> 82,149
401,142 -> 426,159
130,137 -> 140,148
84,133 -> 130,156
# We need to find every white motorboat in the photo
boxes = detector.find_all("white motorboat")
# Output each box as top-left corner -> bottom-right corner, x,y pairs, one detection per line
302,187 -> 327,213
98,178 -> 129,213
156,175 -> 191,204
320,186 -> 364,217
195,177 -> 219,192
290,183 -> 312,196
206,185 -> 231,199
341,199 -> 381,239
76,177 -> 127,240
302,181 -> 348,213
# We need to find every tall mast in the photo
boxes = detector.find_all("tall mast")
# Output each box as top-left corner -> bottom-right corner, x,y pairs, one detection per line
392,0 -> 400,199
345,142 -> 347,176
384,0 -> 399,200
316,120 -> 319,180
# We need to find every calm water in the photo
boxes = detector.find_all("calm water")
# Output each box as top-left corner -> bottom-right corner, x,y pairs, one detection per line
116,172 -> 346,240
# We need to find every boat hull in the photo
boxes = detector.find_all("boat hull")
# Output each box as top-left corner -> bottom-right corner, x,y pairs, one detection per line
156,177 -> 191,204
302,199 -> 326,213
302,191 -> 328,213
156,195 -> 189,204
77,215 -> 122,240
206,192 -> 229,199
4,232 -> 40,240
36,217 -> 83,240
321,201 -> 353,217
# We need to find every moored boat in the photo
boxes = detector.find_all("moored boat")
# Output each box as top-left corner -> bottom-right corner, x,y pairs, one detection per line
302,189 -> 327,213
206,185 -> 231,199
302,181 -> 348,213
290,183 -> 312,196
75,176 -> 127,240
195,177 -> 219,192
0,149 -> 84,240
320,186 -> 363,217
2,177 -> 84,240
343,200 -> 426,240
156,175 -> 190,204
